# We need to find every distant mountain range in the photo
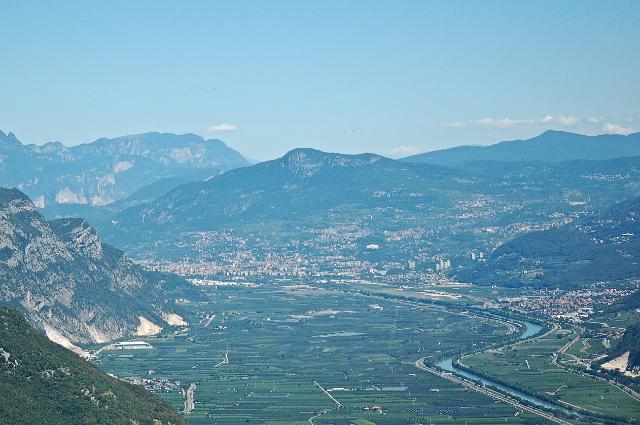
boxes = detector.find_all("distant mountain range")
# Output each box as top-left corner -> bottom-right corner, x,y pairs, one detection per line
5,129 -> 640,227
4,129 -> 640,291
402,130 -> 640,166
111,146 -> 640,233
110,147 -> 475,234
0,130 -> 249,213
0,188 -> 190,348
0,306 -> 186,425
105,146 -> 640,274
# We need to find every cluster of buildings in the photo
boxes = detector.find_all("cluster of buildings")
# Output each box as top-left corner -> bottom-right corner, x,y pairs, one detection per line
435,258 -> 451,272
121,376 -> 181,393
498,287 -> 637,321
469,251 -> 485,261
131,198 -> 585,290
142,252 -> 464,286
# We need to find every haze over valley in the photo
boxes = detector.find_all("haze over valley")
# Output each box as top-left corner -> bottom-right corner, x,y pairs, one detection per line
3,126 -> 640,424
2,2 -> 640,424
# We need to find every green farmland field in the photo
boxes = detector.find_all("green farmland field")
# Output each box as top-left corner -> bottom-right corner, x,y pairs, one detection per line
461,327 -> 640,422
96,285 -> 544,424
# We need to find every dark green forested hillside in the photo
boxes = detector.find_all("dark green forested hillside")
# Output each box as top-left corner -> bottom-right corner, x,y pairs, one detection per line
0,306 -> 186,425
616,322 -> 640,369
605,290 -> 640,370
458,196 -> 640,289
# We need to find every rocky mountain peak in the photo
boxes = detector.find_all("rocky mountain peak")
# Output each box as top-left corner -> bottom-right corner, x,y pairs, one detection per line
0,131 -> 22,148
0,188 -> 38,216
0,130 -> 250,212
281,148 -> 383,177
37,141 -> 67,153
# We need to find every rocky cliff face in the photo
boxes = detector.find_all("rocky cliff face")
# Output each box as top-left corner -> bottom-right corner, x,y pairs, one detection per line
0,187 -> 180,346
0,130 -> 249,209
280,148 -> 382,178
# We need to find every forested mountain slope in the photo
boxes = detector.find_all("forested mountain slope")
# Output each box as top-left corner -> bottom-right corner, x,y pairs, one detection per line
0,306 -> 186,425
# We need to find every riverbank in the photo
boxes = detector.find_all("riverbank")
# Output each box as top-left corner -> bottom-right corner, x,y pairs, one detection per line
444,319 -> 640,423
416,357 -> 573,425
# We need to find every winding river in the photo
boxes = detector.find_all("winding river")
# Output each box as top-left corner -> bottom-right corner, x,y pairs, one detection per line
436,321 -> 578,417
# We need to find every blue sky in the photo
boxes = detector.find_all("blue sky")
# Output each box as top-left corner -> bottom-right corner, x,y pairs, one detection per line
1,1 -> 638,160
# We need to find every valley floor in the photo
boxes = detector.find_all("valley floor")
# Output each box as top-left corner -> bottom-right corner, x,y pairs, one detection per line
94,284 -> 640,424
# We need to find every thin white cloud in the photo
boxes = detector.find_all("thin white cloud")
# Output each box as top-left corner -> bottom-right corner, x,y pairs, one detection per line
208,123 -> 238,132
602,122 -> 633,135
442,117 -> 530,129
557,116 -> 580,125
443,115 -> 636,136
344,126 -> 380,135
475,118 -> 531,128
442,115 -> 581,129
388,145 -> 422,158
441,121 -> 468,129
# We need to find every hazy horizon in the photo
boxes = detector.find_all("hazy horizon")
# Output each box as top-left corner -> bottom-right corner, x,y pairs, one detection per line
2,3 -> 640,423
2,127 -> 639,163
2,1 -> 639,160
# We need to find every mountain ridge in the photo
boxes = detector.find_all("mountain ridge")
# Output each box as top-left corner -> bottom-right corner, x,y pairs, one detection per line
0,187 -> 189,347
110,148 -> 464,235
107,147 -> 640,253
0,130 -> 249,210
402,130 -> 640,166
